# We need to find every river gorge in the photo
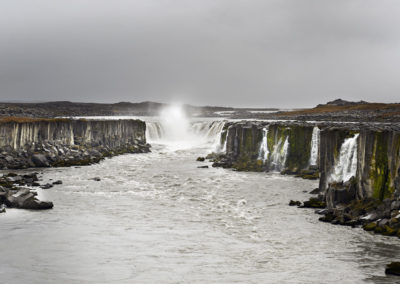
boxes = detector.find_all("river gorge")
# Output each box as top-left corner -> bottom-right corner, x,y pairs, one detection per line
1,109 -> 400,283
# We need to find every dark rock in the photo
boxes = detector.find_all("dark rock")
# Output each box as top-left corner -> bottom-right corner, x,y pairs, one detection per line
52,180 -> 63,185
196,157 -> 205,162
40,183 -> 53,189
363,222 -> 377,231
386,262 -> 400,276
391,200 -> 400,211
325,177 -> 357,208
91,177 -> 101,181
302,197 -> 326,209
6,188 -> 53,210
31,154 -> 49,167
197,166 -> 209,169
289,200 -> 301,206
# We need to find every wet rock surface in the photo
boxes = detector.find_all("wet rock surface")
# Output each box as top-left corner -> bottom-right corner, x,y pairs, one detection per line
0,173 -> 54,212
0,118 -> 150,170
385,262 -> 400,276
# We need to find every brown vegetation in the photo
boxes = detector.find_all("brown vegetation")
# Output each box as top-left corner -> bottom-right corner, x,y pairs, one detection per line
0,117 -> 71,123
276,103 -> 400,116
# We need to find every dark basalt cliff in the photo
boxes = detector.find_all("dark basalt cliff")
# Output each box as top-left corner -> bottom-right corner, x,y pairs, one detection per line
0,118 -> 149,169
212,121 -> 400,208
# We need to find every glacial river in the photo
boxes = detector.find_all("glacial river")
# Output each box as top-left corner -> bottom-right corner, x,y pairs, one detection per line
1,120 -> 400,283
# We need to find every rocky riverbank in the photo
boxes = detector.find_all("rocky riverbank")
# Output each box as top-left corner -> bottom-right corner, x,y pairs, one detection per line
208,119 -> 400,242
0,118 -> 150,170
0,117 -> 150,213
0,172 -> 54,213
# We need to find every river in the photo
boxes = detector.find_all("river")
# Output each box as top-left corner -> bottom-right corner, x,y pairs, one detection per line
1,116 -> 400,283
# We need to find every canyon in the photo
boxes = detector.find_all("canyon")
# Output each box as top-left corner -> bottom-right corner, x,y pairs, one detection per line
1,106 -> 400,281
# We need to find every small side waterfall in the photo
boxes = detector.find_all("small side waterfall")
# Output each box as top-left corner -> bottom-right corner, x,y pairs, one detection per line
309,126 -> 320,166
146,122 -> 165,142
330,134 -> 359,182
270,136 -> 289,171
258,127 -> 269,162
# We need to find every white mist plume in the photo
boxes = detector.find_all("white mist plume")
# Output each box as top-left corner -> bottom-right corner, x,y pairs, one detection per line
159,103 -> 191,142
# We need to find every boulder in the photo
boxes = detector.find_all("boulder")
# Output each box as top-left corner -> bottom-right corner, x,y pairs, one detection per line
40,183 -> 53,189
31,154 -> 49,167
325,177 -> 357,208
385,262 -> 400,276
52,180 -> 63,185
6,188 -> 53,210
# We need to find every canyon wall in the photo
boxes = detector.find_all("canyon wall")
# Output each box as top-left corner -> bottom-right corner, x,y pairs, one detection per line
0,119 -> 148,169
215,121 -> 400,207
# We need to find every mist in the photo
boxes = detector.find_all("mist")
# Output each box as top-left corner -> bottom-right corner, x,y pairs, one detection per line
1,0 -> 400,107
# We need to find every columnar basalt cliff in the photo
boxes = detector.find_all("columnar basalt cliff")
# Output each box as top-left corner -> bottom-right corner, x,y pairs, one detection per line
212,121 -> 400,207
215,121 -> 315,174
211,120 -> 400,237
0,118 -> 149,169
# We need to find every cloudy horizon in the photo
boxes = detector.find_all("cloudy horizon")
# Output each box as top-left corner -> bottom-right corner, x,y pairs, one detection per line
1,0 -> 400,108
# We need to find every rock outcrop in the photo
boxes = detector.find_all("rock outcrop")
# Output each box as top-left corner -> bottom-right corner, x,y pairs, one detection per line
212,121 -> 315,173
210,120 -> 400,210
0,118 -> 150,170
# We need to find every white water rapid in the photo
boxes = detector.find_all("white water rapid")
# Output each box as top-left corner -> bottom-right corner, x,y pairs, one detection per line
330,134 -> 359,183
309,126 -> 320,166
258,127 -> 269,163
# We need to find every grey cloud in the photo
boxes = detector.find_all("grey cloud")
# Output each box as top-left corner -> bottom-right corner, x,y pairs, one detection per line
1,0 -> 400,107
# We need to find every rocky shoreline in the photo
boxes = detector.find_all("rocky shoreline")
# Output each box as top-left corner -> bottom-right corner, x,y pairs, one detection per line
0,117 -> 150,213
208,119 -> 400,240
0,172 -> 55,212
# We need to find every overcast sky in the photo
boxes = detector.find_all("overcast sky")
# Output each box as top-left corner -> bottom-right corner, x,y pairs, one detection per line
1,0 -> 400,108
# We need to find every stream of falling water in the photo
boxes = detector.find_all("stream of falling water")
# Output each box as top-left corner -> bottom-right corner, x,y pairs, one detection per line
258,127 -> 269,163
309,126 -> 320,166
0,110 -> 399,283
330,134 -> 359,183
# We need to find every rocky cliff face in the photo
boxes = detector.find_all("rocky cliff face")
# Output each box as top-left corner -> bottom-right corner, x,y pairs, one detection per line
214,121 -> 400,207
0,119 -> 149,169
219,121 -> 315,173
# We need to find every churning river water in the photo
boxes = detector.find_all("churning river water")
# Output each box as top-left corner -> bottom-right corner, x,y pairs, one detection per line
1,118 -> 400,283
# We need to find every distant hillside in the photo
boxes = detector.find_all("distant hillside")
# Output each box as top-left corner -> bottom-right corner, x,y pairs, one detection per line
0,101 -> 235,118
269,99 -> 400,122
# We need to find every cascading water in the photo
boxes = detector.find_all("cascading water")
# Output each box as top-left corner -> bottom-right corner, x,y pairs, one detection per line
309,126 -> 320,166
258,127 -> 269,163
330,134 -> 359,182
270,136 -> 289,171
146,122 -> 165,142
144,104 -> 226,150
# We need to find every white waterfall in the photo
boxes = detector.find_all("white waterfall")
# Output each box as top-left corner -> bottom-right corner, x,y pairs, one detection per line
270,136 -> 289,171
258,127 -> 269,162
221,135 -> 227,152
144,105 -> 226,150
330,134 -> 359,183
309,126 -> 320,166
145,122 -> 165,142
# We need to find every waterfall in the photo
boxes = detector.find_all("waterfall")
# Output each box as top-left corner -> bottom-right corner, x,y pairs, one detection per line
145,122 -> 165,142
144,105 -> 226,150
270,136 -> 289,171
330,134 -> 359,182
258,127 -> 269,162
309,126 -> 320,166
